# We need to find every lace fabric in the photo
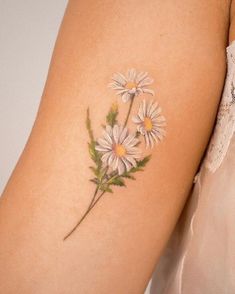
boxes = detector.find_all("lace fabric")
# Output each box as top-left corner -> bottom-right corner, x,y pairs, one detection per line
205,41 -> 235,172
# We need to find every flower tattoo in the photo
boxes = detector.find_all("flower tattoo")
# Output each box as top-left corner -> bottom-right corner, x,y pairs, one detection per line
63,69 -> 166,240
132,99 -> 166,148
108,68 -> 154,102
95,125 -> 141,175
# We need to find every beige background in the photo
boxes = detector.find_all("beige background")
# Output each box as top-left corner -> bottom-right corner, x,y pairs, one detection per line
0,1 -> 152,292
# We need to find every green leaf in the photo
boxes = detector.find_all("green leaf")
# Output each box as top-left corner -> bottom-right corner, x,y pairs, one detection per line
90,178 -> 99,184
122,173 -> 136,180
136,155 -> 151,168
109,177 -> 126,187
86,107 -> 105,188
100,184 -> 113,193
89,166 -> 100,177
106,103 -> 119,127
119,155 -> 151,179
86,108 -> 94,142
106,187 -> 113,193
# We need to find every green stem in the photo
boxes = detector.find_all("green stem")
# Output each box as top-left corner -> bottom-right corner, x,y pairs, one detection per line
88,185 -> 99,210
106,172 -> 119,184
63,167 -> 109,241
88,166 -> 109,209
63,189 -> 106,241
124,93 -> 135,127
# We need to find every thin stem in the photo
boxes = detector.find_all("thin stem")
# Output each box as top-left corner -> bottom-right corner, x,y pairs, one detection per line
88,166 -> 109,210
87,185 -> 99,210
63,190 -> 106,241
106,172 -> 119,184
124,94 -> 135,127
63,166 -> 109,241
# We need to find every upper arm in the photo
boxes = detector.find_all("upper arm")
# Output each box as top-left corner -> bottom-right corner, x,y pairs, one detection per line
0,0 -> 231,293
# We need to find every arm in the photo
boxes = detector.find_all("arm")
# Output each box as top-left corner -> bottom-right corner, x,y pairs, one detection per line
0,0 -> 230,293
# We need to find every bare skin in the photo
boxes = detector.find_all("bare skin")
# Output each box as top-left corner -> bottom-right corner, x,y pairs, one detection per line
0,0 -> 232,293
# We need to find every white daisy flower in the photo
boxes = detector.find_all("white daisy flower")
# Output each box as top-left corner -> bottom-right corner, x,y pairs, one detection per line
132,100 -> 166,148
108,68 -> 155,103
95,124 -> 141,175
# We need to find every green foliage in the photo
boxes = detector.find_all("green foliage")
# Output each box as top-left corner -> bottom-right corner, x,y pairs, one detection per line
86,108 -> 103,183
108,176 -> 126,187
98,155 -> 151,193
128,155 -> 151,173
106,103 -> 119,127
86,107 -> 151,195
99,183 -> 113,193
86,108 -> 94,142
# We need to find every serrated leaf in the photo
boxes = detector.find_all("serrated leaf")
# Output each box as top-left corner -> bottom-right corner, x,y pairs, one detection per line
122,173 -> 136,180
109,177 -> 126,187
136,155 -> 151,168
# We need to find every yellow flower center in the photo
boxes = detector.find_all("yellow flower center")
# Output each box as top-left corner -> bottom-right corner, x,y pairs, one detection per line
114,144 -> 126,157
125,81 -> 137,89
144,117 -> 153,131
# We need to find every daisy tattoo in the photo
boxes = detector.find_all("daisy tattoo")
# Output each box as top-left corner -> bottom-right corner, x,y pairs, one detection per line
63,68 -> 166,240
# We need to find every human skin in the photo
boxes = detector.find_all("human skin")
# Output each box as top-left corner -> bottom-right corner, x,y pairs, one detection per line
0,0 -> 232,293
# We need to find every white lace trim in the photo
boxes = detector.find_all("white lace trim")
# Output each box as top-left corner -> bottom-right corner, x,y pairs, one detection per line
205,41 -> 235,172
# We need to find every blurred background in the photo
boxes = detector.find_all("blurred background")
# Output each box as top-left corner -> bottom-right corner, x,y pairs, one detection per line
0,1 -> 152,292
0,0 -> 67,193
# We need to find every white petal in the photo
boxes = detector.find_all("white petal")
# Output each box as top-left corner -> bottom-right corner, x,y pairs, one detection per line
132,115 -> 142,124
136,87 -> 144,95
127,68 -> 136,81
112,73 -> 126,85
138,106 -> 144,120
127,138 -> 139,147
116,72 -> 128,84
111,156 -> 120,171
142,88 -> 155,95
108,152 -> 116,166
145,133 -> 150,148
117,89 -> 129,95
136,71 -> 148,83
124,155 -> 137,168
105,125 -> 113,136
148,100 -> 158,116
137,125 -> 145,134
119,126 -> 128,143
143,99 -> 148,117
122,134 -> 135,146
95,145 -> 110,152
148,133 -> 155,148
127,145 -> 141,153
113,125 -> 120,143
122,92 -> 131,103
118,160 -> 125,175
150,131 -> 159,143
108,82 -> 123,89
97,138 -> 112,149
122,157 -> 132,171
103,131 -> 113,145
101,151 -> 113,163
138,77 -> 154,87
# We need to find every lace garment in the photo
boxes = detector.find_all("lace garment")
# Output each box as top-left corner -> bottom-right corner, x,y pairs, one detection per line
149,41 -> 235,294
